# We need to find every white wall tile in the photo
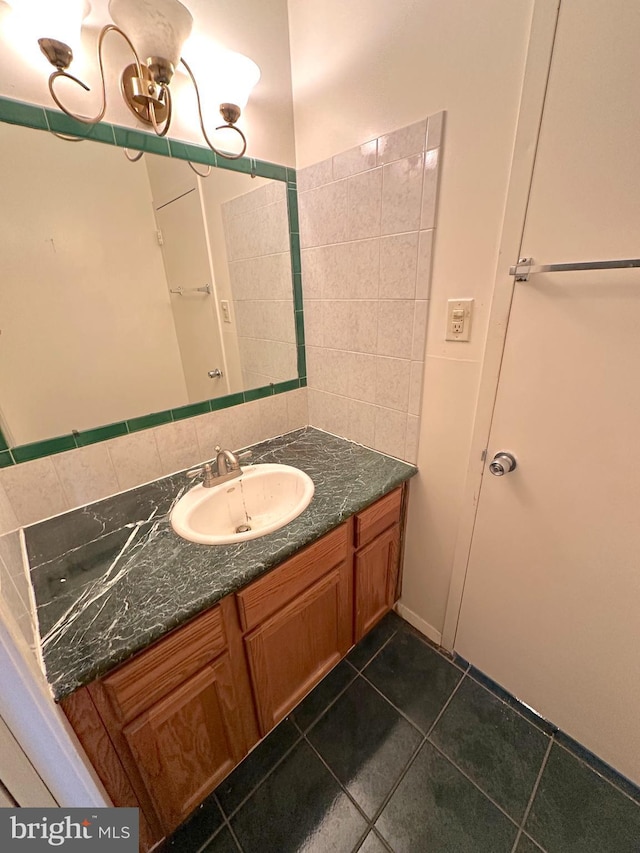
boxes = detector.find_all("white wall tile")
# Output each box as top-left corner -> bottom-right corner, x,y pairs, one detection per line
381,154 -> 424,235
0,458 -> 69,527
286,388 -> 309,431
0,483 -> 19,536
347,168 -> 382,240
377,300 -> 415,358
376,357 -> 411,411
323,240 -> 380,300
416,230 -> 434,299
421,148 -> 440,230
303,298 -> 323,347
374,407 -> 407,459
405,415 -> 420,464
323,300 -> 379,353
379,232 -> 419,299
347,399 -> 377,447
297,158 -> 334,192
409,361 -> 424,416
53,444 -> 119,508
307,348 -> 350,396
378,120 -> 427,165
333,140 -> 377,179
308,390 -> 350,437
412,300 -> 430,361
427,111 -> 445,151
346,352 -> 378,404
299,180 -> 349,247
154,419 -> 201,477
107,432 -> 163,492
301,247 -> 329,299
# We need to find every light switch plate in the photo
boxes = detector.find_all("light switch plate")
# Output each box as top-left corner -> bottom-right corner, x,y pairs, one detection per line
446,298 -> 474,342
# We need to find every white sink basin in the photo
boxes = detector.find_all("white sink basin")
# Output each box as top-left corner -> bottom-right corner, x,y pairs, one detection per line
170,463 -> 315,545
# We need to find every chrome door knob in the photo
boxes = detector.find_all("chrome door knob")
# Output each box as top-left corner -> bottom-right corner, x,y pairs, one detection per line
489,452 -> 517,476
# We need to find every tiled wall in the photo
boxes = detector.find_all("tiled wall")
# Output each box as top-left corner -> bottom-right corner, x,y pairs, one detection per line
0,389 -> 308,533
224,182 -> 298,389
298,114 -> 443,462
0,530 -> 37,651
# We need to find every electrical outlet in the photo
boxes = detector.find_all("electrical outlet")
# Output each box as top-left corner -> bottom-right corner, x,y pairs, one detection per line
446,298 -> 474,341
220,300 -> 232,324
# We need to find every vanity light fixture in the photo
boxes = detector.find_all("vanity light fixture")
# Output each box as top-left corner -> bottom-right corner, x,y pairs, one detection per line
26,0 -> 260,159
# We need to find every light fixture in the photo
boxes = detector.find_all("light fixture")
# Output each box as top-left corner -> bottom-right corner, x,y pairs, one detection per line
31,0 -> 259,159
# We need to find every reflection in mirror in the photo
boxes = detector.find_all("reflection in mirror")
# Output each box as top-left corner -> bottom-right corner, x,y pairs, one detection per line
0,121 -> 297,447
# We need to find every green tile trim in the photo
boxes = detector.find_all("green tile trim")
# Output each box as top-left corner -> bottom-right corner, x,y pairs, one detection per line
113,127 -> 170,156
75,422 -> 129,446
297,345 -> 307,380
168,138 -> 216,166
127,411 -> 173,432
272,378 -> 301,394
211,392 -> 245,411
244,385 -> 274,402
287,186 -> 299,228
292,273 -> 304,310
252,159 -> 288,181
12,434 -> 77,463
0,97 -> 306,465
171,400 -> 211,421
45,110 -> 116,144
295,310 -> 306,347
0,98 -> 48,130
0,451 -> 14,469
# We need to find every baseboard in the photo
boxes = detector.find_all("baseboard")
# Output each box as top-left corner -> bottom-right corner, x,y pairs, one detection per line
394,602 -> 442,647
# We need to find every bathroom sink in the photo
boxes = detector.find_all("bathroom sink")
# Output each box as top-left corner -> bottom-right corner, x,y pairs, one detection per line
170,464 -> 315,545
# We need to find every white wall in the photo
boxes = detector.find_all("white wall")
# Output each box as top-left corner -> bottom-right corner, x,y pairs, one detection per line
288,0 -> 535,637
0,0 -> 296,166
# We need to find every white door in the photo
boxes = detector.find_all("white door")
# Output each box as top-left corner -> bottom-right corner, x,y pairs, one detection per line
454,0 -> 640,786
156,190 -> 230,402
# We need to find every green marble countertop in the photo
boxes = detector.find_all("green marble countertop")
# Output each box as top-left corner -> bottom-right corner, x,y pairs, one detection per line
25,428 -> 417,700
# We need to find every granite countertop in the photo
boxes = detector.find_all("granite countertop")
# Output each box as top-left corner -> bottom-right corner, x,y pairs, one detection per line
25,427 -> 417,701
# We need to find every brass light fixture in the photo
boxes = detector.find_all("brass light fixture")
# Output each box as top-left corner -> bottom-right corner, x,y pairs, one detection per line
31,0 -> 260,159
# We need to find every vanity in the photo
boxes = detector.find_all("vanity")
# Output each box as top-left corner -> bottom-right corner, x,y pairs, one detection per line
25,428 -> 416,851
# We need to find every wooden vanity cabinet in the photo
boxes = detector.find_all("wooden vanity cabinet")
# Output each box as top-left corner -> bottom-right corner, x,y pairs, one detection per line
237,523 -> 352,734
354,487 -> 404,642
60,484 -> 408,852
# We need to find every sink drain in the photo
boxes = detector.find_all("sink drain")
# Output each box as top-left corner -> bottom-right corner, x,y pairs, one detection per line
235,523 -> 252,534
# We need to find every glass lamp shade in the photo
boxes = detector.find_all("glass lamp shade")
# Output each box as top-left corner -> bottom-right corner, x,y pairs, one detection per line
8,0 -> 90,50
218,50 -> 260,110
109,0 -> 193,69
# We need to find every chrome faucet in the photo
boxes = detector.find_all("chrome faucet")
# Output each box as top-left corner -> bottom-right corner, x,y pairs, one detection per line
186,446 -> 252,488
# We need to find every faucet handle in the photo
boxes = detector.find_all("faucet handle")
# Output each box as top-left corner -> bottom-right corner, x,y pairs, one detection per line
237,450 -> 252,464
186,462 -> 214,482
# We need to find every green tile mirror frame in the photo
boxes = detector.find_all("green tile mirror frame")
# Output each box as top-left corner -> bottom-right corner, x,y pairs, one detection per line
0,97 -> 305,468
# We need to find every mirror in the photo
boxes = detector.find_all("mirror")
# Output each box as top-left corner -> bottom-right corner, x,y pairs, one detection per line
0,117 -> 301,452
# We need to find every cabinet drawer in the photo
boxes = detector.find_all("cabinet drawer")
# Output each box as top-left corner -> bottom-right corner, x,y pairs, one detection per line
236,523 -> 350,632
355,487 -> 403,549
102,606 -> 227,724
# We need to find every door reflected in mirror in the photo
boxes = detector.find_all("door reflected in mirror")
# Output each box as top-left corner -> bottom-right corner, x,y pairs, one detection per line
0,122 -> 297,447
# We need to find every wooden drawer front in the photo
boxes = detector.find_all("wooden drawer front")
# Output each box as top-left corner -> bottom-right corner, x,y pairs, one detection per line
236,522 -> 350,632
355,488 -> 402,549
354,525 -> 400,642
244,560 -> 352,735
123,654 -> 246,835
102,606 -> 226,724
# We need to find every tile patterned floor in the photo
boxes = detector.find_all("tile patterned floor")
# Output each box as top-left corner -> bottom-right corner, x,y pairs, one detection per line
161,613 -> 640,853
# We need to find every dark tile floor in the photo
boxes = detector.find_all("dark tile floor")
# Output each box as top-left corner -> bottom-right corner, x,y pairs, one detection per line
161,612 -> 640,853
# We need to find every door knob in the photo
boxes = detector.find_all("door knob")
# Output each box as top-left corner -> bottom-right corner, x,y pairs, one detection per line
489,452 -> 517,476
208,368 -> 223,378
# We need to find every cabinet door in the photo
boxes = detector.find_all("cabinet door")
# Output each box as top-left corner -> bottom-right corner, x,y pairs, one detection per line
244,560 -> 352,734
354,525 -> 400,642
123,653 -> 246,834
